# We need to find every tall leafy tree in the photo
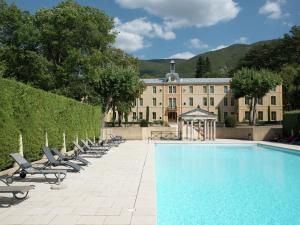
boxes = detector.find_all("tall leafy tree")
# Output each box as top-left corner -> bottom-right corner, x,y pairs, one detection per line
195,56 -> 206,78
0,0 -> 52,89
231,68 -> 282,125
97,66 -> 145,129
34,0 -> 115,100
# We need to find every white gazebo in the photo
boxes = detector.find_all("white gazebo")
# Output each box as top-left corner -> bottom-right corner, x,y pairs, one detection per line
178,108 -> 217,141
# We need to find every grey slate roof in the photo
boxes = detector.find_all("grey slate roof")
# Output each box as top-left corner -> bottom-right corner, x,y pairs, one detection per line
142,77 -> 231,85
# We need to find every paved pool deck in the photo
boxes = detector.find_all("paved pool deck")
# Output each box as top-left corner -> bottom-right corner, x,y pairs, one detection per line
1,139 -> 299,225
0,141 -> 156,225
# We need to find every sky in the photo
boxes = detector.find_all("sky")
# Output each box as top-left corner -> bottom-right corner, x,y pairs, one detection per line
7,0 -> 300,60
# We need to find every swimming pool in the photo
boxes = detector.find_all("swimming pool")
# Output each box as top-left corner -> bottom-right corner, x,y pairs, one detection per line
155,144 -> 300,225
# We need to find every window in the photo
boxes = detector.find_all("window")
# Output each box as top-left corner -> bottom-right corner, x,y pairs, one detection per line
271,87 -> 276,91
189,97 -> 193,106
224,112 -> 228,119
245,111 -> 250,121
169,85 -> 176,93
152,112 -> 156,120
203,86 -> 208,93
189,86 -> 193,93
231,112 -> 235,115
133,112 -> 136,120
133,99 -> 137,107
245,97 -> 251,105
271,96 -> 276,105
153,86 -> 156,93
271,111 -> 277,121
258,97 -> 263,105
224,97 -> 228,106
173,98 -> 176,107
231,97 -> 235,106
210,86 -> 214,93
139,98 -> 143,106
139,112 -> 143,120
258,111 -> 263,121
203,97 -> 208,106
152,98 -> 157,106
169,98 -> 176,108
210,97 -> 214,106
224,86 -> 229,93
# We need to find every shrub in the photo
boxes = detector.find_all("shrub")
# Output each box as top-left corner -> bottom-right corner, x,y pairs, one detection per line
283,111 -> 300,137
225,115 -> 237,127
0,78 -> 101,171
140,119 -> 149,127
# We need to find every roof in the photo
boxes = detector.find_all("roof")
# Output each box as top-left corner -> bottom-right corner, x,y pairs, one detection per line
179,108 -> 217,120
142,77 -> 231,85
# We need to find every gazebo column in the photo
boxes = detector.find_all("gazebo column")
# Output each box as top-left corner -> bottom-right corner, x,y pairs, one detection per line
185,121 -> 189,140
210,120 -> 213,140
213,120 -> 216,140
198,120 -> 201,140
191,120 -> 194,141
204,120 -> 207,140
180,119 -> 184,140
207,120 -> 210,140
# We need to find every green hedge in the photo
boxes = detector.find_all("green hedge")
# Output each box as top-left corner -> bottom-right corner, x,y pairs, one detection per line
283,111 -> 300,137
0,78 -> 101,171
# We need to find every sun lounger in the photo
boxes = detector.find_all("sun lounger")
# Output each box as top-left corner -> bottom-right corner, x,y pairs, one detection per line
43,147 -> 82,172
73,142 -> 103,157
50,148 -> 90,166
110,134 -> 125,143
81,140 -> 109,152
9,153 -> 66,183
0,179 -> 34,200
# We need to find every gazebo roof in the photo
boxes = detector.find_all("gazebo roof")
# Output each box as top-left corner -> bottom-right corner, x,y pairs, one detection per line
179,107 -> 217,120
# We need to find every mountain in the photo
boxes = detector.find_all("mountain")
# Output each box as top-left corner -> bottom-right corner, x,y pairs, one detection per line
139,40 -> 272,78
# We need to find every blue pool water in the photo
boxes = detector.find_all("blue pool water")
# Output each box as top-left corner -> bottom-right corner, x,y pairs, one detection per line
155,144 -> 300,225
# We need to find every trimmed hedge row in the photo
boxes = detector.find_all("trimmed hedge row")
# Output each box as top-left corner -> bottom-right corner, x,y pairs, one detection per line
0,78 -> 101,171
283,111 -> 300,137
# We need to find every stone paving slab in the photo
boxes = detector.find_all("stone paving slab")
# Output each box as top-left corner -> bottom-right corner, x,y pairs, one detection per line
0,141 -> 157,225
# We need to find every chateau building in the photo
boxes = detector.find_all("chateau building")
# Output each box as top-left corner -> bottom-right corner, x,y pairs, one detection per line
129,60 -> 283,124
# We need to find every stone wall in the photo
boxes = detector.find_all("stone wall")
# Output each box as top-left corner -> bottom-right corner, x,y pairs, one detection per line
103,127 -> 177,140
216,125 -> 282,141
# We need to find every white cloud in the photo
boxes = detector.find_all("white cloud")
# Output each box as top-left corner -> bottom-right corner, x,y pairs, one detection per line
211,45 -> 228,51
235,37 -> 248,44
187,38 -> 209,49
115,0 -> 240,29
113,17 -> 175,53
259,0 -> 286,19
167,52 -> 196,59
283,21 -> 293,27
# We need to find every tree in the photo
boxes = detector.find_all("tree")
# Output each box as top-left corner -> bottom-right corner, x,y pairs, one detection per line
97,66 -> 145,132
34,0 -> 115,100
280,64 -> 300,110
204,57 -> 211,74
231,68 -> 282,125
0,0 -> 116,103
195,56 -> 206,78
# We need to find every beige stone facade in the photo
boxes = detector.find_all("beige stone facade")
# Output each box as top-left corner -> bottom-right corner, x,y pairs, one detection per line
109,61 -> 283,124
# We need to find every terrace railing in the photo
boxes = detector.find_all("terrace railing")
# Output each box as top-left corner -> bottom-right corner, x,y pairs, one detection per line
149,131 -> 182,141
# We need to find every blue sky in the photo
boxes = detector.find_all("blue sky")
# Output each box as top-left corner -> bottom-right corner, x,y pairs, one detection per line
7,0 -> 300,60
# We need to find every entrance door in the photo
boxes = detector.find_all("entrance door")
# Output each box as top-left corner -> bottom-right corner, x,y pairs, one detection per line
168,112 -> 177,122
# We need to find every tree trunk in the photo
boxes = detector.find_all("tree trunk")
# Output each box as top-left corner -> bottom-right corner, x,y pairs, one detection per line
252,98 -> 257,126
112,105 -> 116,127
118,110 -> 122,127
249,98 -> 254,125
